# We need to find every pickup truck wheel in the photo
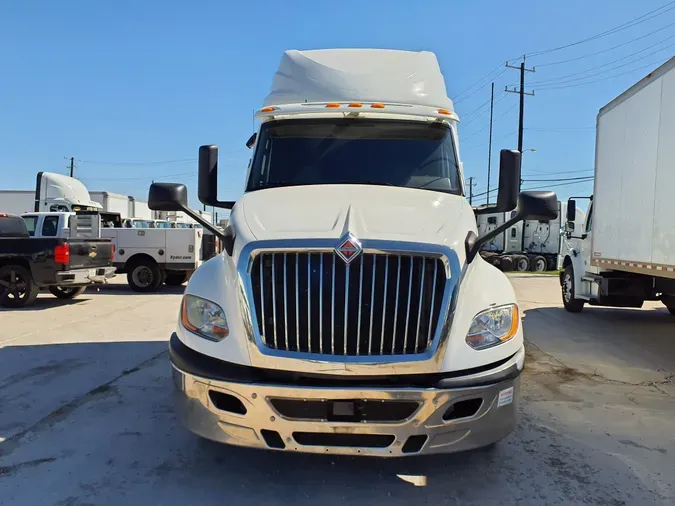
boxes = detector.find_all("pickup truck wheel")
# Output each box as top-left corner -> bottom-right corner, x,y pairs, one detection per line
514,255 -> 530,272
165,272 -> 188,286
0,265 -> 38,308
49,286 -> 87,299
531,255 -> 547,272
127,260 -> 162,292
562,265 -> 584,313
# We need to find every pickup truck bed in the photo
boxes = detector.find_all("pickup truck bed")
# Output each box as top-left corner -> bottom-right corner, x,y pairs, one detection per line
0,214 -> 115,307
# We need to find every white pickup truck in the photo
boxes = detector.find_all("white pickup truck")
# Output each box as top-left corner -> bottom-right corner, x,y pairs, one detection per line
149,49 -> 557,456
23,211 -> 203,291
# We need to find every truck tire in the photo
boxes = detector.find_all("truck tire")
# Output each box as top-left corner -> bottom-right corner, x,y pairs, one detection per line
530,255 -> 547,272
514,255 -> 530,272
49,286 -> 87,299
0,265 -> 39,308
500,256 -> 514,272
165,272 -> 188,286
562,265 -> 584,313
127,259 -> 163,292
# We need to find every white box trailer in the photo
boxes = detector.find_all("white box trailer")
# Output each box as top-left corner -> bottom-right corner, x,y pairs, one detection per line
90,191 -> 130,217
0,190 -> 36,215
561,57 -> 675,315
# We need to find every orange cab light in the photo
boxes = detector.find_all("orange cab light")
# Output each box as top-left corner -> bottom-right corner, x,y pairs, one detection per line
348,102 -> 363,108
438,108 -> 452,115
371,103 -> 385,109
325,103 -> 341,108
261,107 -> 276,113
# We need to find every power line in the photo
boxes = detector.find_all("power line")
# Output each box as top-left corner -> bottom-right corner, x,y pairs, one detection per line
524,1 -> 675,58
523,176 -> 595,182
532,42 -> 675,86
453,65 -> 505,102
523,168 -> 594,176
525,127 -> 595,132
81,171 -> 196,181
78,158 -> 196,166
538,57 -> 670,90
536,22 -> 675,67
522,179 -> 595,191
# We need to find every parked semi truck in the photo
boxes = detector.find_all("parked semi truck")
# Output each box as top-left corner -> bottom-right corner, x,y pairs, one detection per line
561,57 -> 675,315
0,172 -> 103,215
149,49 -> 557,456
478,202 -> 585,272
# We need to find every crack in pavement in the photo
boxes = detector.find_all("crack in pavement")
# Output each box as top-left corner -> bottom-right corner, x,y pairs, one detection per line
0,349 -> 168,459
524,339 -> 674,394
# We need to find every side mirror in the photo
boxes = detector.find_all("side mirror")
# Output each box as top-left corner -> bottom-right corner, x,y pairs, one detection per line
496,149 -> 521,212
148,183 -> 189,212
474,149 -> 521,214
246,133 -> 257,149
466,190 -> 557,263
148,182 -> 233,253
198,145 -> 235,209
567,199 -> 576,222
516,191 -> 558,221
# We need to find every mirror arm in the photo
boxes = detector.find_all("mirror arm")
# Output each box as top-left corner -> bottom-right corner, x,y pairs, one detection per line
177,205 -> 227,242
466,215 -> 522,263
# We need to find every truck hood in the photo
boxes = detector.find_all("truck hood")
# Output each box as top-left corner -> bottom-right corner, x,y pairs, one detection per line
239,184 -> 468,244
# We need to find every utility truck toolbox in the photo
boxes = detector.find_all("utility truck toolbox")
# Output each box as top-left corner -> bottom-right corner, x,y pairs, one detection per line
150,48 -> 558,456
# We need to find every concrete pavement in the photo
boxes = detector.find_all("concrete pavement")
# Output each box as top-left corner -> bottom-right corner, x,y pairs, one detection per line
1,276 -> 673,505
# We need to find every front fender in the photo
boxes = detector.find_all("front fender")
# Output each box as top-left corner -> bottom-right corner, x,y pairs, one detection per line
440,258 -> 523,373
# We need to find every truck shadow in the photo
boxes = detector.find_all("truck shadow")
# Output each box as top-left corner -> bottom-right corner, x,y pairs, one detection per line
0,297 -> 89,312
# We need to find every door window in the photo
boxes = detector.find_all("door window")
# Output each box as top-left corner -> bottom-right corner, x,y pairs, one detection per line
42,216 -> 60,237
22,216 -> 38,237
585,206 -> 593,233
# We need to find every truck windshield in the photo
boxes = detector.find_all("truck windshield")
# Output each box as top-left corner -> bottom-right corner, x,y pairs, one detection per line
247,118 -> 462,195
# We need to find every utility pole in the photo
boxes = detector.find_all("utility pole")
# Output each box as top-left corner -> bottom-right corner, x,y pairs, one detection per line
67,157 -> 75,177
505,56 -> 535,190
467,176 -> 477,205
486,82 -> 495,205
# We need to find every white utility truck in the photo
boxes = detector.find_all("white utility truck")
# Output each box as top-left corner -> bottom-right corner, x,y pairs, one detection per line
561,57 -> 675,315
478,202 -> 585,272
23,211 -> 203,291
151,49 -> 557,456
1,172 -> 103,215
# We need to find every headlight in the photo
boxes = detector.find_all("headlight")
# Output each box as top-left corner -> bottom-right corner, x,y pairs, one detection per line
465,304 -> 519,350
181,294 -> 229,341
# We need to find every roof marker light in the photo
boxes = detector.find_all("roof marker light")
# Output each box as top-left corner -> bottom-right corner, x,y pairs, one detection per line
438,109 -> 452,115
261,107 -> 276,113
371,103 -> 385,109
325,103 -> 341,108
348,102 -> 362,108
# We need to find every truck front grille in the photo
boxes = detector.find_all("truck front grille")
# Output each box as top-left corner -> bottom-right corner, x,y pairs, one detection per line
250,252 -> 446,356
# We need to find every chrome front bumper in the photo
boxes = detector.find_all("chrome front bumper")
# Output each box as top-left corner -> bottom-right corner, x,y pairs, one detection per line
170,344 -> 522,457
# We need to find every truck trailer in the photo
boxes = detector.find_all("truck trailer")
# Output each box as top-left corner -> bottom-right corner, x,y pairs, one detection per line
148,49 -> 558,456
561,57 -> 675,315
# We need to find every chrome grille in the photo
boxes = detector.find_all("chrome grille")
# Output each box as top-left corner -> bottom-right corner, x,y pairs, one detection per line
250,252 -> 446,356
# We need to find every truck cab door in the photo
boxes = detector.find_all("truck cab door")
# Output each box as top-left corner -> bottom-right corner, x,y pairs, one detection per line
579,203 -> 594,272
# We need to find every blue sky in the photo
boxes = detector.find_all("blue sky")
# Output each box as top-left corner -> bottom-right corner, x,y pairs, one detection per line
2,0 -> 673,211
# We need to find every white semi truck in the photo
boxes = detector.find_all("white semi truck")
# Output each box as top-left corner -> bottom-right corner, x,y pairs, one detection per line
0,172 -> 103,215
477,202 -> 585,272
150,49 -> 557,456
561,57 -> 675,315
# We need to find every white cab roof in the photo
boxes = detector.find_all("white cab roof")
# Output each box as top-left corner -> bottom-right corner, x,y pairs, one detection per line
263,49 -> 454,111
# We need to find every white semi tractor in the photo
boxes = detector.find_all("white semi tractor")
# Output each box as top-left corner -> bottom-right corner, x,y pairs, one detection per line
561,57 -> 675,315
149,48 -> 558,456
0,172 -> 103,215
477,202 -> 585,272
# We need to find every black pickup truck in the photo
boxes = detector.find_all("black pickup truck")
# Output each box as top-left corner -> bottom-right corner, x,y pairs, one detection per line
0,213 -> 116,308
